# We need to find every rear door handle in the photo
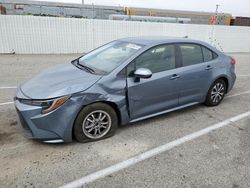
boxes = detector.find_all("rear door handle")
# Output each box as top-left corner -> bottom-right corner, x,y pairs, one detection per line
170,74 -> 180,80
205,65 -> 213,70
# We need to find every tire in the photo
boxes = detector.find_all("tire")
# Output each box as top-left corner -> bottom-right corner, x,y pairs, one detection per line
74,103 -> 118,143
205,79 -> 226,106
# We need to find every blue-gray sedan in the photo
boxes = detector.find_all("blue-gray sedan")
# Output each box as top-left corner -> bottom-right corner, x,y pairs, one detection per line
15,37 -> 236,143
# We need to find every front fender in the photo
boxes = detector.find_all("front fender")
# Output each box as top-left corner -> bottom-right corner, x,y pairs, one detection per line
74,76 -> 130,126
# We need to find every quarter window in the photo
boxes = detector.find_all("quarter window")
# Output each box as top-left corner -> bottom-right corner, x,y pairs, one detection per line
179,44 -> 203,66
202,46 -> 214,62
128,44 -> 176,75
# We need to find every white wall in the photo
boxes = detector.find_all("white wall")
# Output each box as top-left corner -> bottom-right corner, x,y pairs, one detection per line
0,15 -> 250,54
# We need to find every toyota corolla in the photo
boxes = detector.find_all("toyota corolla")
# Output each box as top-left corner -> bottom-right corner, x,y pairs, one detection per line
14,37 -> 236,143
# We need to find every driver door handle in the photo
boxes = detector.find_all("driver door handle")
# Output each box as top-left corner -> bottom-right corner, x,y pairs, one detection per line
170,74 -> 180,80
205,65 -> 213,70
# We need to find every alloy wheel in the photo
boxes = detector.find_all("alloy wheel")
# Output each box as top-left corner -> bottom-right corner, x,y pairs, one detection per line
82,110 -> 112,139
210,82 -> 225,104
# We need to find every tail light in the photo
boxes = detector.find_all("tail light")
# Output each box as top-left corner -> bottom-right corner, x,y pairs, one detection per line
230,58 -> 236,65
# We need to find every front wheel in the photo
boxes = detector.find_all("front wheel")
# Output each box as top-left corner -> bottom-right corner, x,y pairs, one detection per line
74,103 -> 118,143
205,79 -> 226,106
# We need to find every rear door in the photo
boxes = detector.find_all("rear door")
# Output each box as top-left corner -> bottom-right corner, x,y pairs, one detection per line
177,43 -> 218,105
126,44 -> 180,119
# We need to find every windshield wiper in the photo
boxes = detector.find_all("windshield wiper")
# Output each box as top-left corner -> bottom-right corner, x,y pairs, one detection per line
78,63 -> 95,73
72,59 -> 95,73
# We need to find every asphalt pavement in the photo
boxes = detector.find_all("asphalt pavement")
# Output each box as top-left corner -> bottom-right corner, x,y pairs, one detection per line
0,53 -> 249,188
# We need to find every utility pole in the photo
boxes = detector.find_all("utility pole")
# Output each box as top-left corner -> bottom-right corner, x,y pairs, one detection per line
213,4 -> 223,51
210,4 -> 220,47
215,4 -> 220,25
216,4 -> 219,13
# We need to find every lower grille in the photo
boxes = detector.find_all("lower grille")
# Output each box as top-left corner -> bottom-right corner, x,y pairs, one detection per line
16,109 -> 31,132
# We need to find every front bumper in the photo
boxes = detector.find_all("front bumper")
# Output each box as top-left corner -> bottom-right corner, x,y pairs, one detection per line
14,96 -> 83,143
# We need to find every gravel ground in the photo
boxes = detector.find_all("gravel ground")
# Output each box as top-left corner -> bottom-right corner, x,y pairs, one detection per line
0,53 -> 249,188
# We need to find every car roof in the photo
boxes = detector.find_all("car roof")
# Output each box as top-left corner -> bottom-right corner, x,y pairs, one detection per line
119,36 -> 206,46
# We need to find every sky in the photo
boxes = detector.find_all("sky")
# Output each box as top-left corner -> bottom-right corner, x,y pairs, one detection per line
33,0 -> 250,17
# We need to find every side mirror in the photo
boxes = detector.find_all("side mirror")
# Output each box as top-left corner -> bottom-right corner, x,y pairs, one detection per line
134,68 -> 152,81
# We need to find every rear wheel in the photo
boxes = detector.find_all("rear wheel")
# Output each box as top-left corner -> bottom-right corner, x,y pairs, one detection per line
74,103 -> 118,143
205,79 -> 226,106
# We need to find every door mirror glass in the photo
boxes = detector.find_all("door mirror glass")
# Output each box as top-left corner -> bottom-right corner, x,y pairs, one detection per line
134,68 -> 152,79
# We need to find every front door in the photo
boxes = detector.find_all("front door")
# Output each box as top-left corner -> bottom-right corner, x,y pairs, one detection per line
126,44 -> 180,120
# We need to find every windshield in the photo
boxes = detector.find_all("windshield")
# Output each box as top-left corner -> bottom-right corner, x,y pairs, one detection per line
78,41 -> 143,74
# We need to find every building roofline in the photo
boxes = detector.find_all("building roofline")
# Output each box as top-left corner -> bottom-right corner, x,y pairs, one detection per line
0,0 -> 123,10
0,0 -> 231,16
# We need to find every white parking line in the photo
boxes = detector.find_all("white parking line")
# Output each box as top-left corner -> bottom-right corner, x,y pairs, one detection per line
0,86 -> 17,89
237,74 -> 250,77
60,111 -> 250,188
0,102 -> 14,106
0,143 -> 29,152
226,90 -> 250,98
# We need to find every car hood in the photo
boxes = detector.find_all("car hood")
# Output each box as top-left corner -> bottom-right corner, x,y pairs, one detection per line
20,63 -> 102,99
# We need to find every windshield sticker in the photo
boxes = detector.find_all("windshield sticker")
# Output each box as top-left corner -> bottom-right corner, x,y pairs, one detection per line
126,43 -> 142,50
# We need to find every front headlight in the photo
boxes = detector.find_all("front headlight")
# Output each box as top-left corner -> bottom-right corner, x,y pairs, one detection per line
18,96 -> 70,114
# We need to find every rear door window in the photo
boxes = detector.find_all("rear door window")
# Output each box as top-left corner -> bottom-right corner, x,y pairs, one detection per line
179,44 -> 203,67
